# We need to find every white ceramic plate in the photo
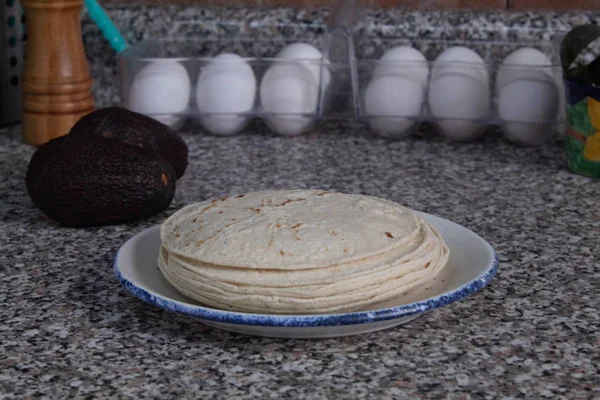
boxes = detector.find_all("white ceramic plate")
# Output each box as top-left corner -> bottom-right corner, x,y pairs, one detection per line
114,212 -> 498,338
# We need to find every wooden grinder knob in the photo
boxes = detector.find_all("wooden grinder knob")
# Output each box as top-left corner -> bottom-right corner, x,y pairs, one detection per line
21,0 -> 94,146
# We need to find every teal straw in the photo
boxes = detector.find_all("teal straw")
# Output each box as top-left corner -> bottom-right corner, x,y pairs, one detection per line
84,0 -> 128,53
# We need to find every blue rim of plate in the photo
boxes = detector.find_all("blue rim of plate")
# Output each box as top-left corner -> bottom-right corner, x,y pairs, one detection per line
114,241 -> 498,328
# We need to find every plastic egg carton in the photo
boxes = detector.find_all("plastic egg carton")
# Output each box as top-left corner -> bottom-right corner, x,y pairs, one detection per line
353,38 -> 565,144
118,7 -> 565,144
118,37 -> 351,136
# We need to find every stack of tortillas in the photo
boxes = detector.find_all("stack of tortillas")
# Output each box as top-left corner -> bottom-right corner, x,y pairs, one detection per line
158,189 -> 449,315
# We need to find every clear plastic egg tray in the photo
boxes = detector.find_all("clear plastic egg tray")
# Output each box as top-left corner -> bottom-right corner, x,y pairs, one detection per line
118,0 -> 566,143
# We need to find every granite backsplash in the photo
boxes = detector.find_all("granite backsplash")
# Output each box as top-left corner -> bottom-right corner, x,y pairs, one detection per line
83,5 -> 600,108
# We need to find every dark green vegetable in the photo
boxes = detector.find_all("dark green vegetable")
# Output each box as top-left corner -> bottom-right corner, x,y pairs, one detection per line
69,107 -> 188,179
25,108 -> 183,227
26,134 -> 176,227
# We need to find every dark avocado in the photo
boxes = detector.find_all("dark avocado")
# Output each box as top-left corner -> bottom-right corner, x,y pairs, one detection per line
69,107 -> 188,179
26,134 -> 176,227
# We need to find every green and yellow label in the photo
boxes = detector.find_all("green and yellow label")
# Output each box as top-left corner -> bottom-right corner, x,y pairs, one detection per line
566,96 -> 600,178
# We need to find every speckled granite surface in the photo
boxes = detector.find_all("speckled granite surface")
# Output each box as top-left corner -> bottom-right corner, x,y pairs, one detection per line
1,120 -> 599,398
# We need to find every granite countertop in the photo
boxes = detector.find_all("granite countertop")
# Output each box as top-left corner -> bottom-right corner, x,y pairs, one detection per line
1,120 -> 599,398
3,4 -> 600,398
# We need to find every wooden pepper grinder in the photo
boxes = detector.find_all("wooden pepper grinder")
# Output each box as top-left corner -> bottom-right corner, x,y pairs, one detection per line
21,0 -> 94,146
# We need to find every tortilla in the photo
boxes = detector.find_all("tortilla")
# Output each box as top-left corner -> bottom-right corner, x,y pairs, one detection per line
162,218 -> 434,288
158,231 -> 448,314
160,189 -> 421,270
157,190 -> 450,314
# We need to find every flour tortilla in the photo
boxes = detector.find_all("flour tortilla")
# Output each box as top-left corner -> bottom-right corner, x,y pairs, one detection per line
158,190 -> 450,314
160,189 -> 421,270
158,228 -> 449,314
159,228 -> 436,298
161,237 -> 438,299
162,217 -> 435,288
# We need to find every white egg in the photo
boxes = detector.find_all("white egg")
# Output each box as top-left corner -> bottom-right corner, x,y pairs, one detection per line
373,46 -> 429,86
260,62 -> 319,136
128,60 -> 191,129
195,53 -> 257,136
428,70 -> 491,141
499,69 -> 559,146
364,73 -> 424,139
276,43 -> 331,88
496,47 -> 564,135
495,48 -> 553,93
432,46 -> 489,85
